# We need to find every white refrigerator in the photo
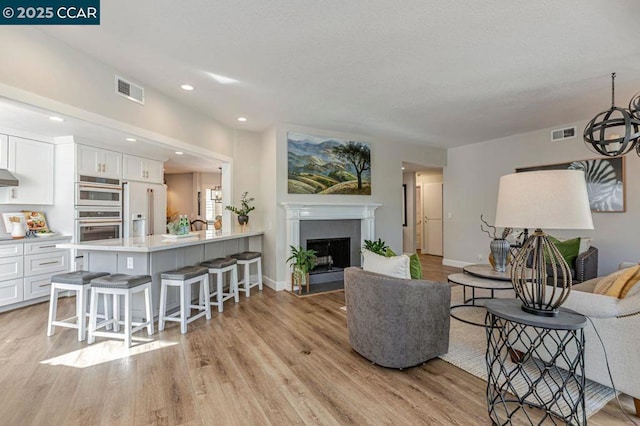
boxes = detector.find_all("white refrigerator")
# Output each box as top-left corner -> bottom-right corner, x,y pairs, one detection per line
123,181 -> 167,237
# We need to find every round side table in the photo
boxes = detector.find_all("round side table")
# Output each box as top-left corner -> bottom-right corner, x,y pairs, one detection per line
484,299 -> 587,425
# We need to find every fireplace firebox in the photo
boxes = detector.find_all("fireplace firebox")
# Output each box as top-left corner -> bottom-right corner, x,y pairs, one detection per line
306,237 -> 350,274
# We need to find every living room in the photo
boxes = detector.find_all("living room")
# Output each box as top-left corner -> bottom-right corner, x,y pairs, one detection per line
0,1 -> 638,424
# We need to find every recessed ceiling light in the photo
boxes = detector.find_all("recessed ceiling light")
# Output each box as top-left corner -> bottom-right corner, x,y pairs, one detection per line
49,116 -> 64,122
175,151 -> 184,155
401,167 -> 406,170
237,117 -> 247,122
180,84 -> 194,91
126,137 -> 136,142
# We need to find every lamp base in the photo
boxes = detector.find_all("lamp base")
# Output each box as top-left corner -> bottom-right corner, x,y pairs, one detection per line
521,304 -> 558,317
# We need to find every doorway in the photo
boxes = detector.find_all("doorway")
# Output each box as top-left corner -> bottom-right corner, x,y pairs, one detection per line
415,186 -> 422,251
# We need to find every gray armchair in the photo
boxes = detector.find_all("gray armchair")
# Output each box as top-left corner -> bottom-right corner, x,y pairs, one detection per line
344,267 -> 451,369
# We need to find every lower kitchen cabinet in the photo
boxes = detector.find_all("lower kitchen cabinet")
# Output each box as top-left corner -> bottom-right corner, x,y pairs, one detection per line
0,237 -> 71,309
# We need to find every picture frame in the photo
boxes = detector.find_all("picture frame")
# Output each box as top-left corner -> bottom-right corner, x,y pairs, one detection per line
516,157 -> 625,213
2,212 -> 27,234
402,184 -> 407,227
287,132 -> 372,195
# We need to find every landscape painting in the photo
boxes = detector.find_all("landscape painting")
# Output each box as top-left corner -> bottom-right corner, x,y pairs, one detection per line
516,157 -> 625,212
288,132 -> 371,195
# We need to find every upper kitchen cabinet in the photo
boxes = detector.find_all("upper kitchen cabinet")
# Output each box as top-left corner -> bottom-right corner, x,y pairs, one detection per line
76,144 -> 122,179
0,134 -> 7,169
123,154 -> 163,183
1,136 -> 54,205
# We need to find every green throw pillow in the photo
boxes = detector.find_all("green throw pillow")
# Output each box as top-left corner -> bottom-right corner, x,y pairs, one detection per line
383,248 -> 422,279
409,254 -> 423,280
548,236 -> 580,265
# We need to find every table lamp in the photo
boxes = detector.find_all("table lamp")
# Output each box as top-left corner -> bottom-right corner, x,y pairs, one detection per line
494,170 -> 594,317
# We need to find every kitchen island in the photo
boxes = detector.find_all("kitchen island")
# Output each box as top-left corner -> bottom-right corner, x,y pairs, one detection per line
57,229 -> 263,319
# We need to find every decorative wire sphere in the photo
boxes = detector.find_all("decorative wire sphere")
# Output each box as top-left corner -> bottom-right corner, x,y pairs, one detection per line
510,230 -> 572,316
629,91 -> 640,120
583,106 -> 640,157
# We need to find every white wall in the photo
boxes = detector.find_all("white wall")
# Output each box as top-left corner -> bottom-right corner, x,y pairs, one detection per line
262,124 -> 447,289
0,27 -> 234,159
165,173 -> 194,219
444,120 -> 640,275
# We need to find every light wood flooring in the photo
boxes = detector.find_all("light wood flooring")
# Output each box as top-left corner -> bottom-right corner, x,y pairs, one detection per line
0,255 -> 635,425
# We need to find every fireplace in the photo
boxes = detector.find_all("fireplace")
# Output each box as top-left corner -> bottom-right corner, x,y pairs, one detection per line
281,202 -> 381,291
307,237 -> 350,274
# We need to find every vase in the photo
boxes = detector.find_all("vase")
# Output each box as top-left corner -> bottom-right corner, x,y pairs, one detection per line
238,215 -> 249,226
11,222 -> 25,239
490,238 -> 510,272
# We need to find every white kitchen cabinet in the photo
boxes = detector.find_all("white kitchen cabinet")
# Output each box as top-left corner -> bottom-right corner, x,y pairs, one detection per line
123,154 -> 163,183
0,134 -> 7,169
0,238 -> 70,309
76,144 -> 122,179
1,136 -> 54,205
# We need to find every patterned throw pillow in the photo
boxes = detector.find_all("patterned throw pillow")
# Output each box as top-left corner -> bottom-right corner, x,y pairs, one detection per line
593,265 -> 640,298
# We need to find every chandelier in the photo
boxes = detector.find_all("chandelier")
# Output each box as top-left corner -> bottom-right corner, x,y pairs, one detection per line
583,73 -> 640,157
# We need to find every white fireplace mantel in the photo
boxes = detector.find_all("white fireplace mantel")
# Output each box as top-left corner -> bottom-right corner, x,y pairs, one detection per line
281,201 -> 382,253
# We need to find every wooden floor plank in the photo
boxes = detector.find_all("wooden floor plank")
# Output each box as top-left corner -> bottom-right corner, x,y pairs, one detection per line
0,254 -> 634,425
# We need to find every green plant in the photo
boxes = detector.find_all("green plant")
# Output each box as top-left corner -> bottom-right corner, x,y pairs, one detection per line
225,192 -> 255,216
287,245 -> 318,274
363,238 -> 390,256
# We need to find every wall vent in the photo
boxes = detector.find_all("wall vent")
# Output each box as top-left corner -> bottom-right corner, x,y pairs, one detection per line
115,75 -> 145,105
550,126 -> 576,141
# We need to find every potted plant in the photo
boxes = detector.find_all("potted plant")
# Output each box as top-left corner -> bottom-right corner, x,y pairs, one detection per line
287,245 -> 317,294
225,192 -> 255,225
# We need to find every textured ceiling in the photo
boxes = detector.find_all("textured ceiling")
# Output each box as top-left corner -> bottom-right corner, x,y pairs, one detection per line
41,0 -> 640,147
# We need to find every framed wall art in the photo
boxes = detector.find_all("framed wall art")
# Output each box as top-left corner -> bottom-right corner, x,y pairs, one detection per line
287,132 -> 371,195
516,157 -> 625,213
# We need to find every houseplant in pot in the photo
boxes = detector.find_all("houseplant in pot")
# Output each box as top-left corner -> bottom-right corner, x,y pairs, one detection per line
225,192 -> 255,226
287,245 -> 317,294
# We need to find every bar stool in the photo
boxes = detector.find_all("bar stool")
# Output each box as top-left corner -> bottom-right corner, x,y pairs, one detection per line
47,271 -> 110,341
88,274 -> 154,348
230,251 -> 263,297
201,257 -> 239,313
159,265 -> 211,334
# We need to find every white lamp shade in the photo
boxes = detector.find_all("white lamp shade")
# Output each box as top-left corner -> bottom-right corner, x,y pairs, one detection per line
494,170 -> 594,230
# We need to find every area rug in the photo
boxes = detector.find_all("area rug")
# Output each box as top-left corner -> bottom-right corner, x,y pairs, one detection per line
440,287 -> 617,419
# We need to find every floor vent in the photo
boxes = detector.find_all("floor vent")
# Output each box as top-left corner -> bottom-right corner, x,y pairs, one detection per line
115,75 -> 145,105
550,126 -> 576,141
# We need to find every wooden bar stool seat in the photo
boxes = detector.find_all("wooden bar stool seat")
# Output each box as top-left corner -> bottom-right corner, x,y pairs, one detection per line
159,265 -> 211,334
47,271 -> 111,341
201,257 -> 239,313
230,251 -> 263,297
88,274 -> 154,348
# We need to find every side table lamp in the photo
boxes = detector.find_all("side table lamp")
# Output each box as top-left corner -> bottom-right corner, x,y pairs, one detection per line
494,170 -> 594,317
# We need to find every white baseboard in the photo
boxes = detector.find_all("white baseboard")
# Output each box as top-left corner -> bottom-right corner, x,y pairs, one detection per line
262,276 -> 288,291
442,258 -> 474,268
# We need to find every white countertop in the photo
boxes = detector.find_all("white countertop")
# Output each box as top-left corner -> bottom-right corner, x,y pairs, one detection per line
0,235 -> 71,245
56,230 -> 263,253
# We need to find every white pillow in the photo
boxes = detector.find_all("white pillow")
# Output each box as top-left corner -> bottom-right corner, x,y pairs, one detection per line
362,249 -> 411,279
578,237 -> 591,255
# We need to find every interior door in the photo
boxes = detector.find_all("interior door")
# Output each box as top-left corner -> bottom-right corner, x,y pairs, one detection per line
423,182 -> 443,256
415,186 -> 422,251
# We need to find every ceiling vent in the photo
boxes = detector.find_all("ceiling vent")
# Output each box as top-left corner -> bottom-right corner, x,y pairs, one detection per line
115,75 -> 145,105
550,126 -> 576,142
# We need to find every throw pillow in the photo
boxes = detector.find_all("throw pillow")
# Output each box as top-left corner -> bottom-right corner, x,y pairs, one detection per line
593,265 -> 640,299
362,249 -> 411,279
548,236 -> 581,265
409,254 -> 422,280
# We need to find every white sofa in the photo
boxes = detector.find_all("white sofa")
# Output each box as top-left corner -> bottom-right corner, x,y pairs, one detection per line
561,277 -> 640,414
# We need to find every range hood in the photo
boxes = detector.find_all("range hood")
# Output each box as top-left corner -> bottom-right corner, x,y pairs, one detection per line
0,169 -> 19,186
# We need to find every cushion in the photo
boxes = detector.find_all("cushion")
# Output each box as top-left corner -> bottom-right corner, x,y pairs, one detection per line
362,249 -> 410,279
409,253 -> 422,280
90,274 -> 151,288
52,271 -> 109,285
578,238 -> 591,255
593,265 -> 640,299
548,236 -> 581,265
161,265 -> 209,280
201,257 -> 237,269
230,251 -> 262,261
